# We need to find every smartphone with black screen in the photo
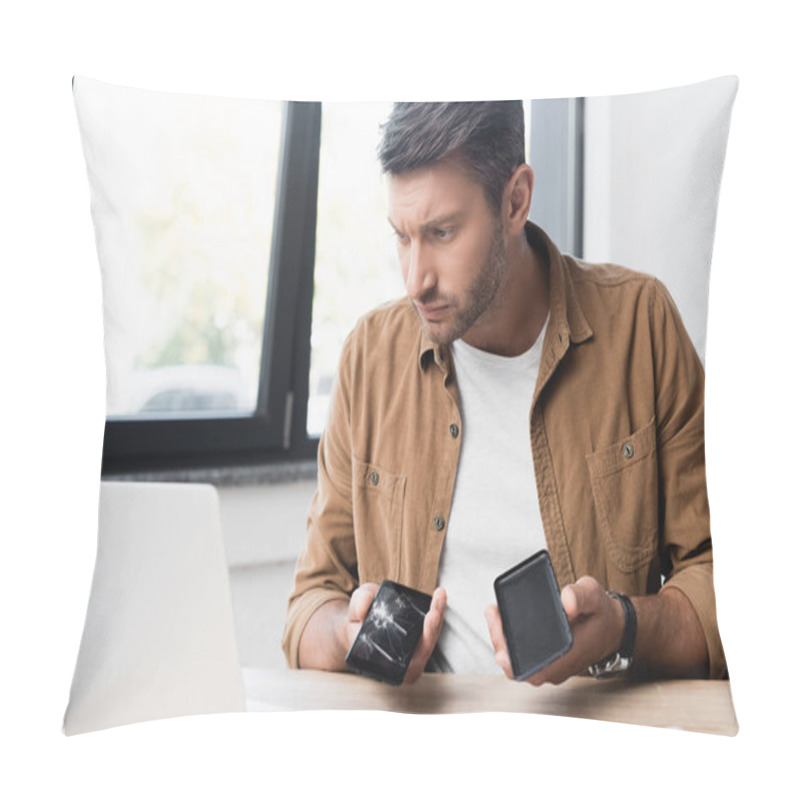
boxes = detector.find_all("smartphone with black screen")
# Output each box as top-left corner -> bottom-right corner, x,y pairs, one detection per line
345,580 -> 432,686
494,550 -> 573,681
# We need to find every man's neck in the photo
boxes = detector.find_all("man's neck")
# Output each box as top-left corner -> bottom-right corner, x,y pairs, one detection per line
461,226 -> 550,357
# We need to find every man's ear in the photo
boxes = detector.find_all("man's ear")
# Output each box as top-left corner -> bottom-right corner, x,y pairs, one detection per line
505,164 -> 534,233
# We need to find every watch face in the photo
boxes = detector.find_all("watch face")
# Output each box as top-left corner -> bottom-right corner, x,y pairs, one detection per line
588,652 -> 632,678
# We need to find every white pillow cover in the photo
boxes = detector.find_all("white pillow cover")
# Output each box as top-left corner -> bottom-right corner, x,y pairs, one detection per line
66,75 -> 737,734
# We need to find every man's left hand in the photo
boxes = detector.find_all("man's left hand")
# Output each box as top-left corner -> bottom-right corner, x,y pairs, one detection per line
485,575 -> 625,686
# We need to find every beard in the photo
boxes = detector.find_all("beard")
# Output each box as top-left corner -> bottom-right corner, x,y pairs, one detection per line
415,220 -> 508,346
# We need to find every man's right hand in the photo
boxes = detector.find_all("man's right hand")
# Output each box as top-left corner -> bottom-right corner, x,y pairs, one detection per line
298,582 -> 447,684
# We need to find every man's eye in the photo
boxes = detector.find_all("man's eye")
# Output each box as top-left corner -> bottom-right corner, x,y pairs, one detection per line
433,228 -> 452,240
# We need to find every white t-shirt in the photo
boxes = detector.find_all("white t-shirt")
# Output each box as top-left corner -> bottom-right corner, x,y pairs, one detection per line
432,320 -> 548,673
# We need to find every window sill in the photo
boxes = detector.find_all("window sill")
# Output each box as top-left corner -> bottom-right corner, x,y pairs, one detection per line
101,459 -> 318,487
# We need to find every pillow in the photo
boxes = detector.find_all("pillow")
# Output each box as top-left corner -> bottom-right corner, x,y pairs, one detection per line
68,75 -> 738,735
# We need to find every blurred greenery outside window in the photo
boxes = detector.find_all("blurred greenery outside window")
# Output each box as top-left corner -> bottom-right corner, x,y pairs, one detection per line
105,96 -> 282,419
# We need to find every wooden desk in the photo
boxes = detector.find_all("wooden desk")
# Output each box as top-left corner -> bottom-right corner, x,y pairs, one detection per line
242,667 -> 738,736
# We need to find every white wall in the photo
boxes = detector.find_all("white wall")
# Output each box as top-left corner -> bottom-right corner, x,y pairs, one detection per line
217,479 -> 315,668
582,77 -> 737,362
218,480 -> 315,568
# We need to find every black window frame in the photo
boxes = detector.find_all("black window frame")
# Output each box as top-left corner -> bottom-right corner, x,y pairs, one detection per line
101,102 -> 322,476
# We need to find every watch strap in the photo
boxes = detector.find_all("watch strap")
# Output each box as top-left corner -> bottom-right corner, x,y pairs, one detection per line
588,591 -> 637,678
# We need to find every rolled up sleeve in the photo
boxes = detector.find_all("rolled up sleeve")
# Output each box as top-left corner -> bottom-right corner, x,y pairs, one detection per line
281,335 -> 359,668
652,280 -> 727,678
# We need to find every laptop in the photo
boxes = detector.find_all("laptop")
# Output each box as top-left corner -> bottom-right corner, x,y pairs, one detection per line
63,481 -> 245,735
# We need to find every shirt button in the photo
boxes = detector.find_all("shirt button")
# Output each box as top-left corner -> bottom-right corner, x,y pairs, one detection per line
433,515 -> 445,531
449,424 -> 459,439
622,443 -> 634,459
369,470 -> 379,485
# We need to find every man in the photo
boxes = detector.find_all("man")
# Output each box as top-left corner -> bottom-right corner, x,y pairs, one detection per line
282,101 -> 726,685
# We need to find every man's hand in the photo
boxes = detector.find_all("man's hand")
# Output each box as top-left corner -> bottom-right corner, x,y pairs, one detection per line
486,575 -> 711,683
299,582 -> 447,684
402,586 -> 447,683
485,575 -> 624,685
342,582 -> 381,654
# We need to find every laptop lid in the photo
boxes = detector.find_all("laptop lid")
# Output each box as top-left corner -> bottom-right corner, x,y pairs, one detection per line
64,481 -> 245,735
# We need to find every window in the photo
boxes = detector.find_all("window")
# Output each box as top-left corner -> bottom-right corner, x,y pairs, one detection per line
308,101 -> 403,436
101,102 -> 321,474
104,99 -> 282,420
101,99 -> 579,475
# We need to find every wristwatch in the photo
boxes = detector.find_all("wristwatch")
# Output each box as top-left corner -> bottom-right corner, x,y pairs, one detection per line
588,591 -> 637,678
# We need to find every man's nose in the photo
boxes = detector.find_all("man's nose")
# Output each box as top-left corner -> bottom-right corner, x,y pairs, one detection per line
405,242 -> 435,301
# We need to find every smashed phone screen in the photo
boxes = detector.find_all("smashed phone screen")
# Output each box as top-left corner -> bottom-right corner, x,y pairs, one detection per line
345,581 -> 432,685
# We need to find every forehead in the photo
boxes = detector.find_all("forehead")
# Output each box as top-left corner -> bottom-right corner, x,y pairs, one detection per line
386,160 -> 487,225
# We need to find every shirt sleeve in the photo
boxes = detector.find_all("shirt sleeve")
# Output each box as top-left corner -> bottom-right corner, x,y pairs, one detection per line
650,279 -> 727,679
281,331 -> 360,669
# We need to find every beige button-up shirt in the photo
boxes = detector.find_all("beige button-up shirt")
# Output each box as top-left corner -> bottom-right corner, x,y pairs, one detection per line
283,223 -> 726,679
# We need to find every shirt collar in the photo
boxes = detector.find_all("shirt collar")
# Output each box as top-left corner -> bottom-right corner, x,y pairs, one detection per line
418,325 -> 450,374
529,221 -> 593,349
417,220 -> 593,373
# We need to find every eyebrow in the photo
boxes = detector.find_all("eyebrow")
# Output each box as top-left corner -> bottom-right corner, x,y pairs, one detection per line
422,213 -> 462,232
387,212 -> 463,234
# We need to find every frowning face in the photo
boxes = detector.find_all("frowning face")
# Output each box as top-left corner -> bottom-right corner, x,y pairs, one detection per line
387,160 -> 507,345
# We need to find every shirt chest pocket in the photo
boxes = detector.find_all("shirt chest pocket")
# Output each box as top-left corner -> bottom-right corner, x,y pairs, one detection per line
352,459 -> 407,584
585,418 -> 658,573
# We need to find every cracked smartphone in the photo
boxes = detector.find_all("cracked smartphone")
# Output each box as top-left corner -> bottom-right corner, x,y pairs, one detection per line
494,550 -> 573,681
345,580 -> 432,685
